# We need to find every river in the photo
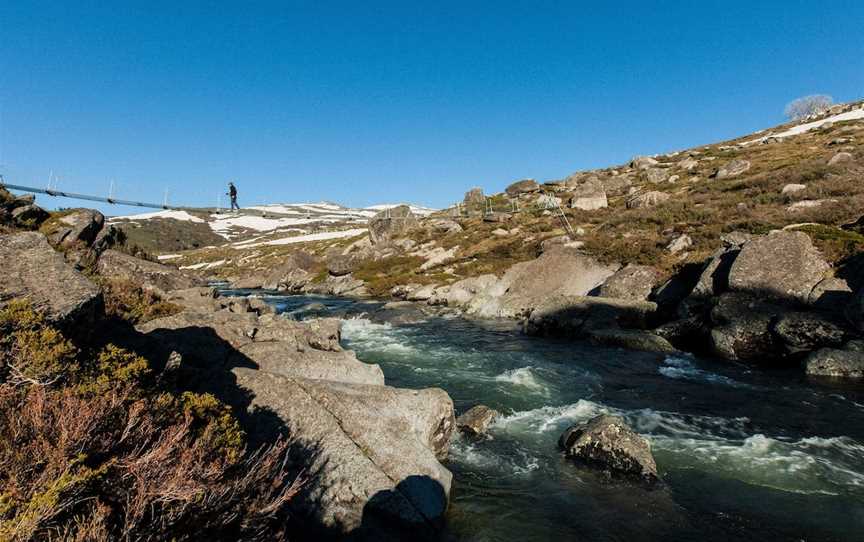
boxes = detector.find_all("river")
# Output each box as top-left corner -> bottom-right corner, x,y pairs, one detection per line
241,291 -> 864,541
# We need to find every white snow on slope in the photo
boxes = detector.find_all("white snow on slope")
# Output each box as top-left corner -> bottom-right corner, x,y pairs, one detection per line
110,210 -> 205,223
744,107 -> 864,145
231,228 -> 367,249
180,259 -> 226,270
209,213 -> 346,233
364,204 -> 436,216
246,202 -> 356,215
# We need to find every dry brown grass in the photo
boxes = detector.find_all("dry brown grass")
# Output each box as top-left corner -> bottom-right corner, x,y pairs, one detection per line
0,300 -> 303,541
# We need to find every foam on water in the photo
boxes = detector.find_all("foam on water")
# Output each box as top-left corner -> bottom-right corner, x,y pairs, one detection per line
492,398 -> 864,495
340,318 -> 417,355
449,434 -> 541,476
659,355 -> 748,388
494,367 -> 545,390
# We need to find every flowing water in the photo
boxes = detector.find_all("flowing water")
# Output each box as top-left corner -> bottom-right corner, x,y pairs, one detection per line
239,291 -> 864,541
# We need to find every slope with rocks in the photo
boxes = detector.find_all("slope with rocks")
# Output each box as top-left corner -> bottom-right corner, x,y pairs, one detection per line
0,202 -> 457,540
164,100 -> 864,378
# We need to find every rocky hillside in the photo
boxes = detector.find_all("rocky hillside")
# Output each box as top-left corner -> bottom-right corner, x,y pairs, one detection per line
151,100 -> 864,379
109,202 -> 434,254
0,191 -> 455,539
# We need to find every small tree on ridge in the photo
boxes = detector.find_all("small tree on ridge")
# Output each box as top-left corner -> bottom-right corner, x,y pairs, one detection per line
784,94 -> 834,121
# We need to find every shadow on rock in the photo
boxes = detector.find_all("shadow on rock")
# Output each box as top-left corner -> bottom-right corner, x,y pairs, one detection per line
350,475 -> 449,542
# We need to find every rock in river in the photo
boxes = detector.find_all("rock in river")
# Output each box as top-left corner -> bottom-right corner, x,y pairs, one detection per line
559,414 -> 658,482
456,405 -> 500,437
805,348 -> 864,378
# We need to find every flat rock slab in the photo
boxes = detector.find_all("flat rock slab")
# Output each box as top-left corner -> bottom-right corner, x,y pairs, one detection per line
231,369 -> 454,538
0,232 -> 101,330
805,348 -> 864,378
588,329 -> 677,354
138,308 -> 384,386
97,249 -> 202,295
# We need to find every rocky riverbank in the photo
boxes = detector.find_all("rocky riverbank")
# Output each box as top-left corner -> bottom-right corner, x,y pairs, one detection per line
232,214 -> 864,380
0,197 -> 457,540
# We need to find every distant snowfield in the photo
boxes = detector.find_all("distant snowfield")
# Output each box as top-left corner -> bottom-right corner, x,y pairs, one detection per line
230,228 -> 367,249
110,210 -> 205,223
744,107 -> 864,145
208,213 -> 348,233
110,201 -> 434,252
180,259 -> 226,270
365,203 -> 436,216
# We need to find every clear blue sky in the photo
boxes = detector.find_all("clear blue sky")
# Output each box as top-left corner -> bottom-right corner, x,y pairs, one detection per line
2,1 -> 863,214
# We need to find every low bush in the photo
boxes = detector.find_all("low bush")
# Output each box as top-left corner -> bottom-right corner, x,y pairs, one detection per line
99,278 -> 183,324
0,300 -> 302,541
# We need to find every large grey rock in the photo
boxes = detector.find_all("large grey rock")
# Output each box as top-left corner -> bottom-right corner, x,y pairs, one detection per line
568,178 -> 608,211
438,275 -> 498,308
626,191 -> 670,209
0,232 -> 102,332
427,219 -> 463,234
643,167 -> 669,184
805,348 -> 864,378
845,287 -> 864,333
371,301 -> 429,326
559,414 -> 658,482
708,293 -> 783,363
463,187 -> 486,212
689,246 -> 740,300
231,369 -> 455,538
599,264 -> 662,301
306,274 -> 368,297
11,204 -> 49,227
456,405 -> 500,437
482,212 -> 513,223
828,152 -> 853,166
231,276 -> 264,289
588,329 -> 677,354
715,159 -> 750,179
771,312 -> 847,353
653,317 -> 705,349
369,205 -> 419,245
505,179 -> 540,196
262,251 -> 321,291
678,157 -> 699,171
727,231 -> 830,304
808,277 -> 853,311
327,253 -> 364,277
630,156 -> 659,170
44,209 -> 105,250
97,249 -> 202,295
0,187 -> 13,206
666,234 -> 692,254
10,194 -> 35,208
525,295 -> 657,338
466,248 -> 620,319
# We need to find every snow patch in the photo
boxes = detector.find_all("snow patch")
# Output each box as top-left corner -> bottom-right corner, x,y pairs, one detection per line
231,228 -> 367,249
744,107 -> 864,145
110,210 -> 205,223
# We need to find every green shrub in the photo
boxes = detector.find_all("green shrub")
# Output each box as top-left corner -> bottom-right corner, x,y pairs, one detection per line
99,278 -> 182,324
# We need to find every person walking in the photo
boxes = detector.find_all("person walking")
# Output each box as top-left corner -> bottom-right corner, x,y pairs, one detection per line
227,182 -> 239,211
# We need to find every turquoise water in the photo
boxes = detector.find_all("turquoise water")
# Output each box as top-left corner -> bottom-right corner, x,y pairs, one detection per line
244,292 -> 864,541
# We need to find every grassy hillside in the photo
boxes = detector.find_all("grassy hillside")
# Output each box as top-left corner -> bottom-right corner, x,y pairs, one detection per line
151,102 -> 864,289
